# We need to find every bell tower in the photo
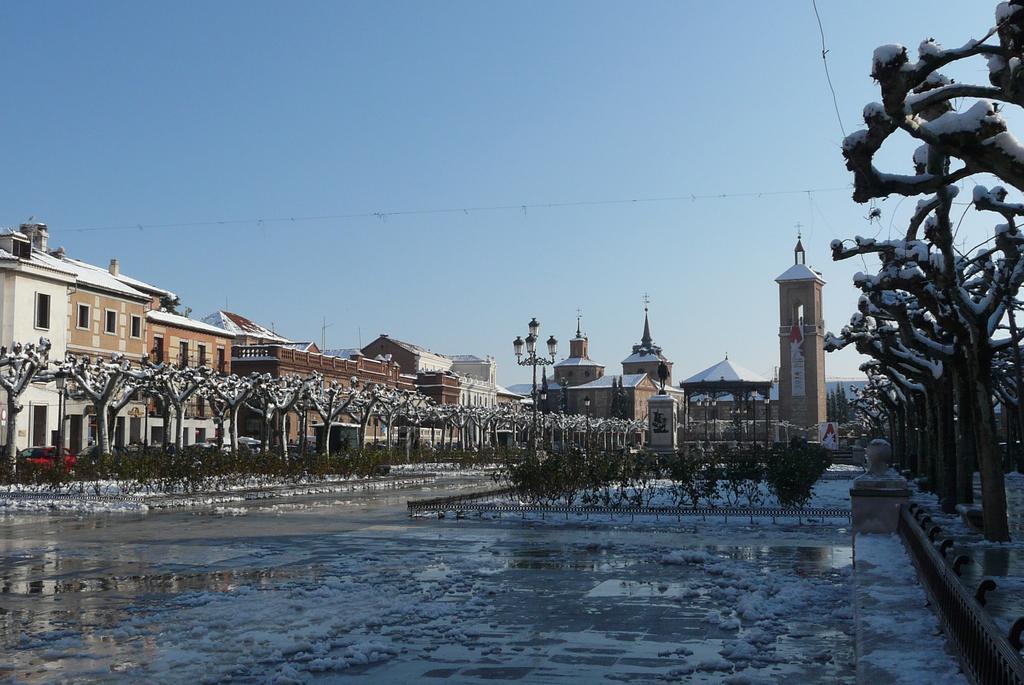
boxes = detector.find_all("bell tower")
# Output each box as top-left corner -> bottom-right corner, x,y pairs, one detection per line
776,234 -> 826,436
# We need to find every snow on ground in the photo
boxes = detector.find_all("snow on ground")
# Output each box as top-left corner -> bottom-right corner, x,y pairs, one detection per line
0,496 -> 148,514
853,533 -> 966,685
0,476 -> 439,515
389,462 -> 498,475
15,549 -> 502,684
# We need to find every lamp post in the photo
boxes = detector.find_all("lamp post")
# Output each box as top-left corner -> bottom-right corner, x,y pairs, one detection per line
764,396 -> 771,448
584,395 -> 591,451
711,398 -> 718,441
539,387 -> 548,447
54,371 -> 67,454
702,399 -> 709,442
513,318 -> 557,454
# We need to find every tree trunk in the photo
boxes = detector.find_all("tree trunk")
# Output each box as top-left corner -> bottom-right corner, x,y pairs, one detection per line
322,412 -> 332,455
955,368 -> 976,504
174,406 -> 185,451
966,351 -> 1010,541
96,402 -> 111,456
6,397 -> 20,471
229,405 -> 240,453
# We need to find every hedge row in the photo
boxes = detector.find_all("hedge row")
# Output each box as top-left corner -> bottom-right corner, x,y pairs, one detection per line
2,446 -> 508,496
494,445 -> 832,509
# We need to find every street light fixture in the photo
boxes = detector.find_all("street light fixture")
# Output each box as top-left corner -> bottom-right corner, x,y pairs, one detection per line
513,317 -> 557,454
584,396 -> 592,452
54,370 -> 67,454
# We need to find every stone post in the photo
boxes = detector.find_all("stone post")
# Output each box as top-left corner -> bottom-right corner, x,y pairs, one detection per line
850,438 -> 910,534
647,394 -> 678,455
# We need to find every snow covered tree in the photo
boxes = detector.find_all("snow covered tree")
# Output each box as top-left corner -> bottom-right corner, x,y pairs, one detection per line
147,364 -> 213,451
306,373 -> 361,455
64,352 -> 148,456
0,338 -> 52,468
208,372 -> 255,452
833,3 -> 1024,540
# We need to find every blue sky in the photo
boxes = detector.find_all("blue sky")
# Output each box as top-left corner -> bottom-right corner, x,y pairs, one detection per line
0,1 -> 1002,385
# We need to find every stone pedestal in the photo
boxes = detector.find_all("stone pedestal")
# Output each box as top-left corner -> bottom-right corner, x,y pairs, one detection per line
647,394 -> 678,455
850,438 -> 909,534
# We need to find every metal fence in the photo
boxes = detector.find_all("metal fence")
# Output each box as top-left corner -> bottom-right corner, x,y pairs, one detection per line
899,503 -> 1024,685
407,488 -> 851,522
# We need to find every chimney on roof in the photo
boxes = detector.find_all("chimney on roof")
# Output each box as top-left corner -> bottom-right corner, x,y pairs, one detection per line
19,222 -> 48,251
109,258 -> 120,276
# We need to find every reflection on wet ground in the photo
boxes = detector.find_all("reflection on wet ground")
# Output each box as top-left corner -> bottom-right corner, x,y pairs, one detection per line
1,477 -> 855,683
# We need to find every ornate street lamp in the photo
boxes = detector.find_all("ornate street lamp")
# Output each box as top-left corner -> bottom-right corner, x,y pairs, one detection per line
54,370 -> 67,454
513,317 -> 557,454
584,396 -> 592,451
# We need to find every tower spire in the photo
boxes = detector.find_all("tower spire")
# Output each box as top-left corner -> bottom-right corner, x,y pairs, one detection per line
576,307 -> 583,338
794,223 -> 806,265
641,293 -> 652,347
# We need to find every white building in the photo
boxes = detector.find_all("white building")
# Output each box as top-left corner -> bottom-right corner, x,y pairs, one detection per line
449,354 -> 499,408
0,229 -> 76,448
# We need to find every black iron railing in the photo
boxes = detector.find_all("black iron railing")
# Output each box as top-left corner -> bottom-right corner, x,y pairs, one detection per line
898,503 -> 1024,684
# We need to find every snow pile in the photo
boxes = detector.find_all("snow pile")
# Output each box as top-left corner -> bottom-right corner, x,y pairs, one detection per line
0,496 -> 147,514
654,545 -> 854,680
40,552 -> 502,683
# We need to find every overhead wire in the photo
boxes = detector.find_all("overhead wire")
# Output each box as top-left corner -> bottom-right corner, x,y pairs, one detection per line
53,185 -> 851,234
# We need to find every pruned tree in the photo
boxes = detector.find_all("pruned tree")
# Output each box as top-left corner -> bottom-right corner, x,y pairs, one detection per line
148,364 -> 212,451
64,352 -> 149,456
833,3 -> 1024,540
208,372 -> 256,452
307,373 -> 361,454
0,338 -> 52,468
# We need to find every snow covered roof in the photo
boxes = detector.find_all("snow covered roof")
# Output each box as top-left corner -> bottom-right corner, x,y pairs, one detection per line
280,342 -> 317,352
449,354 -> 487,363
146,309 -> 233,337
621,350 -> 667,365
570,373 -> 649,390
682,358 -> 770,385
0,248 -> 78,278
775,263 -> 826,284
202,311 -> 293,343
323,347 -> 363,359
496,384 -> 527,398
553,356 -> 605,368
382,336 -> 450,360
110,271 -> 174,298
40,253 -> 150,300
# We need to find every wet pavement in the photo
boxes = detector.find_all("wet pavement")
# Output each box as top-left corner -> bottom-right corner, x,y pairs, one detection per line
1,477 -> 856,683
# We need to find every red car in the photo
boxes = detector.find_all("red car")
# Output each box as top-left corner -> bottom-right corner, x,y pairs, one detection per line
18,447 -> 77,472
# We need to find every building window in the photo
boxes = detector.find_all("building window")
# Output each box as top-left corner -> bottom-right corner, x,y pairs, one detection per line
34,293 -> 50,330
105,310 -> 117,335
153,336 -> 164,363
13,240 -> 31,259
196,397 -> 205,418
198,343 -> 207,367
130,315 -> 142,339
77,303 -> 90,330
179,340 -> 189,367
217,347 -> 226,373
